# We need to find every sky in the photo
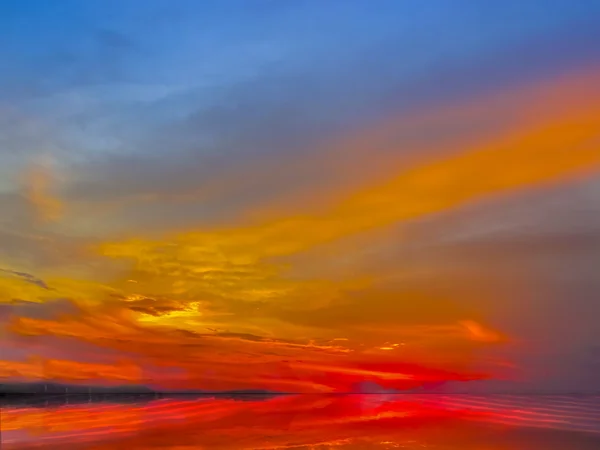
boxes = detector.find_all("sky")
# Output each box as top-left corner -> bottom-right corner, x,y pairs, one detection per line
1,0 -> 600,393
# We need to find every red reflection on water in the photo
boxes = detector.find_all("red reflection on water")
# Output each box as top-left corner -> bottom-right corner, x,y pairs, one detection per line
3,394 -> 600,449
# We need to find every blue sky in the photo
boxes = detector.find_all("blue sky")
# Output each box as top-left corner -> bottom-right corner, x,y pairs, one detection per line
2,0 -> 600,206
1,1 -> 600,392
3,0 -> 600,157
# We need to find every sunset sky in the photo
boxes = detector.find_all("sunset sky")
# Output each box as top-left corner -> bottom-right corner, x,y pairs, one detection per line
1,0 -> 600,393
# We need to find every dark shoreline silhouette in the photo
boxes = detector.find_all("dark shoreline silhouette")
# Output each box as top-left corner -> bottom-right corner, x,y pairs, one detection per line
0,381 -> 279,394
3,381 -> 600,396
0,382 -> 283,407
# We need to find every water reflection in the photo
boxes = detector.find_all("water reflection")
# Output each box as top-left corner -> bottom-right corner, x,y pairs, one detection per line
2,394 -> 600,449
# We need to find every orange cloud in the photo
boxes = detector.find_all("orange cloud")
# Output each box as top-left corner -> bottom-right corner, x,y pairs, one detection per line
7,304 -> 492,391
0,358 -> 142,383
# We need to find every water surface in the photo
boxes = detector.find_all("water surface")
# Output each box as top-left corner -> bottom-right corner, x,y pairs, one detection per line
3,394 -> 600,449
